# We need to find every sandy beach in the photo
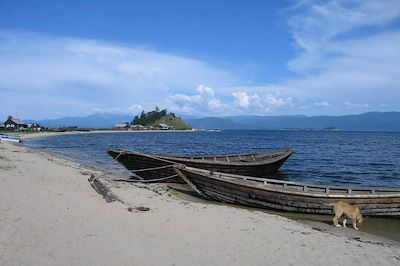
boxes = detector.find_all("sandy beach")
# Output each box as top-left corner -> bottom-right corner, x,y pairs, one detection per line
1,140 -> 399,265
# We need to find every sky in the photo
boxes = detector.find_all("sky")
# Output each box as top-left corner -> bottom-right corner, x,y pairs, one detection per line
0,0 -> 400,119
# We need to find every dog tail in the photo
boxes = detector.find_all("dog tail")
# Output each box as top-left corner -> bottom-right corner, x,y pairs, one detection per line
322,202 -> 336,206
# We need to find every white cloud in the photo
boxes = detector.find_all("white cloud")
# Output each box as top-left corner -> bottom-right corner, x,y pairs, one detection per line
232,92 -> 261,109
197,84 -> 214,96
287,0 -> 400,74
232,92 -> 250,108
276,0 -> 400,114
314,101 -> 331,107
0,31 -> 236,119
196,85 -> 224,109
344,101 -> 369,108
128,104 -> 144,113
167,1 -> 400,117
169,86 -> 293,116
265,94 -> 293,108
207,98 -> 223,110
168,85 -> 225,115
92,104 -> 143,114
170,93 -> 202,106
2,1 -> 400,119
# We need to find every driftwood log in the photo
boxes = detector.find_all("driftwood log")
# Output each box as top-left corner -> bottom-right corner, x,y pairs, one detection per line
88,174 -> 124,204
88,174 -> 150,212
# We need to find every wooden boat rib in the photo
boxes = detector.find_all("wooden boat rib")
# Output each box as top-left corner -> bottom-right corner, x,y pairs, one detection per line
173,166 -> 400,217
107,148 -> 293,183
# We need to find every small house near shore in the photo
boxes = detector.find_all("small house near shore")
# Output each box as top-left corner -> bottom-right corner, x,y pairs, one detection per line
130,124 -> 145,130
153,123 -> 174,130
114,123 -> 129,130
3,116 -> 28,130
27,123 -> 42,131
1,116 -> 42,131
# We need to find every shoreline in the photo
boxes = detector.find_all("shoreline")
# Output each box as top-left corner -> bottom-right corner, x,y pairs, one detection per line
1,142 -> 400,265
17,129 -> 197,140
17,132 -> 400,243
21,131 -> 400,243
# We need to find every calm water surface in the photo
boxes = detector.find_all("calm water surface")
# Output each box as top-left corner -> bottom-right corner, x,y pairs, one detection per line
25,130 -> 400,188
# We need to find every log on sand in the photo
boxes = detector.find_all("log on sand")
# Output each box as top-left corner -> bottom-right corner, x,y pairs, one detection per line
88,174 -> 124,203
88,174 -> 150,211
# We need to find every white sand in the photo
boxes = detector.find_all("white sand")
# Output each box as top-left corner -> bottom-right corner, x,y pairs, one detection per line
1,141 -> 399,265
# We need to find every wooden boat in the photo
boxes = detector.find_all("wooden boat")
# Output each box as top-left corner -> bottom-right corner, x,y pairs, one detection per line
107,148 -> 293,183
0,134 -> 23,143
173,166 -> 400,217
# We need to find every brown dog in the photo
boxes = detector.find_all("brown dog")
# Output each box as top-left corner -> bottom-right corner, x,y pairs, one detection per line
326,201 -> 363,230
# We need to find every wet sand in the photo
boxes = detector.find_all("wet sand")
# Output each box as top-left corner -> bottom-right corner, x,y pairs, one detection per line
169,183 -> 400,244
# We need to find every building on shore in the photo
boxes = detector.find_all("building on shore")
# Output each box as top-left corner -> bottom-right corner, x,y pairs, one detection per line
114,123 -> 129,130
26,123 -> 42,131
130,124 -> 146,130
1,116 -> 42,131
153,123 -> 174,130
3,116 -> 28,130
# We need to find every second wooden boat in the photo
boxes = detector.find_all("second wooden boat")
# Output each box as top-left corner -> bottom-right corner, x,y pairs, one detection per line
173,166 -> 400,217
107,148 -> 293,183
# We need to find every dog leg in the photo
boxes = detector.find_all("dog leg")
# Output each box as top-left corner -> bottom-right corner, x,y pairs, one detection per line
333,215 -> 341,227
353,222 -> 359,230
343,219 -> 347,228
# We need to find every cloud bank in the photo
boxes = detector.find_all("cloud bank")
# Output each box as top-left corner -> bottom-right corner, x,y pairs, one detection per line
283,0 -> 400,110
1,0 -> 400,119
0,31 -> 236,119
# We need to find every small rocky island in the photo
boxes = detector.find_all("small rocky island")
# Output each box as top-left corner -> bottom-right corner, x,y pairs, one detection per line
129,107 -> 192,130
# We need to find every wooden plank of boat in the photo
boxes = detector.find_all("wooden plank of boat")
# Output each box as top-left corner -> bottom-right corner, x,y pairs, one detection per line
107,148 -> 293,182
173,166 -> 400,217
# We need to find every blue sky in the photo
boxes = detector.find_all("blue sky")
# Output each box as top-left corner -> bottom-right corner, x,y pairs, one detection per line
0,0 -> 399,119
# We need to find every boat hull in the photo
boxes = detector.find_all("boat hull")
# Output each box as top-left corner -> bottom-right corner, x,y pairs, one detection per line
108,150 -> 183,182
0,134 -> 22,143
107,149 -> 293,183
174,167 -> 400,217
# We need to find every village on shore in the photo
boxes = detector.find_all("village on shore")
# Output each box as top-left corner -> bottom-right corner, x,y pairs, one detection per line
0,108 -> 193,133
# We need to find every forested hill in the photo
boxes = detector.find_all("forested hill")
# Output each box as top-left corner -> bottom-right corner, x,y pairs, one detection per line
132,108 -> 192,130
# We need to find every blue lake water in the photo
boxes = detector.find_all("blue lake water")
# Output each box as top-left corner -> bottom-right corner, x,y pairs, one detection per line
25,130 -> 400,188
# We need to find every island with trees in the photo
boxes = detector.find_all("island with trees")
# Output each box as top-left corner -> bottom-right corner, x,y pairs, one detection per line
129,107 -> 192,130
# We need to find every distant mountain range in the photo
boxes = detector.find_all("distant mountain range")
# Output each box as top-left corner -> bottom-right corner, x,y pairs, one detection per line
187,112 -> 400,131
26,113 -> 134,129
26,111 -> 400,131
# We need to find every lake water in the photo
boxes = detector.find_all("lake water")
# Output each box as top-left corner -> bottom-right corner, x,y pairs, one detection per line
25,130 -> 400,188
